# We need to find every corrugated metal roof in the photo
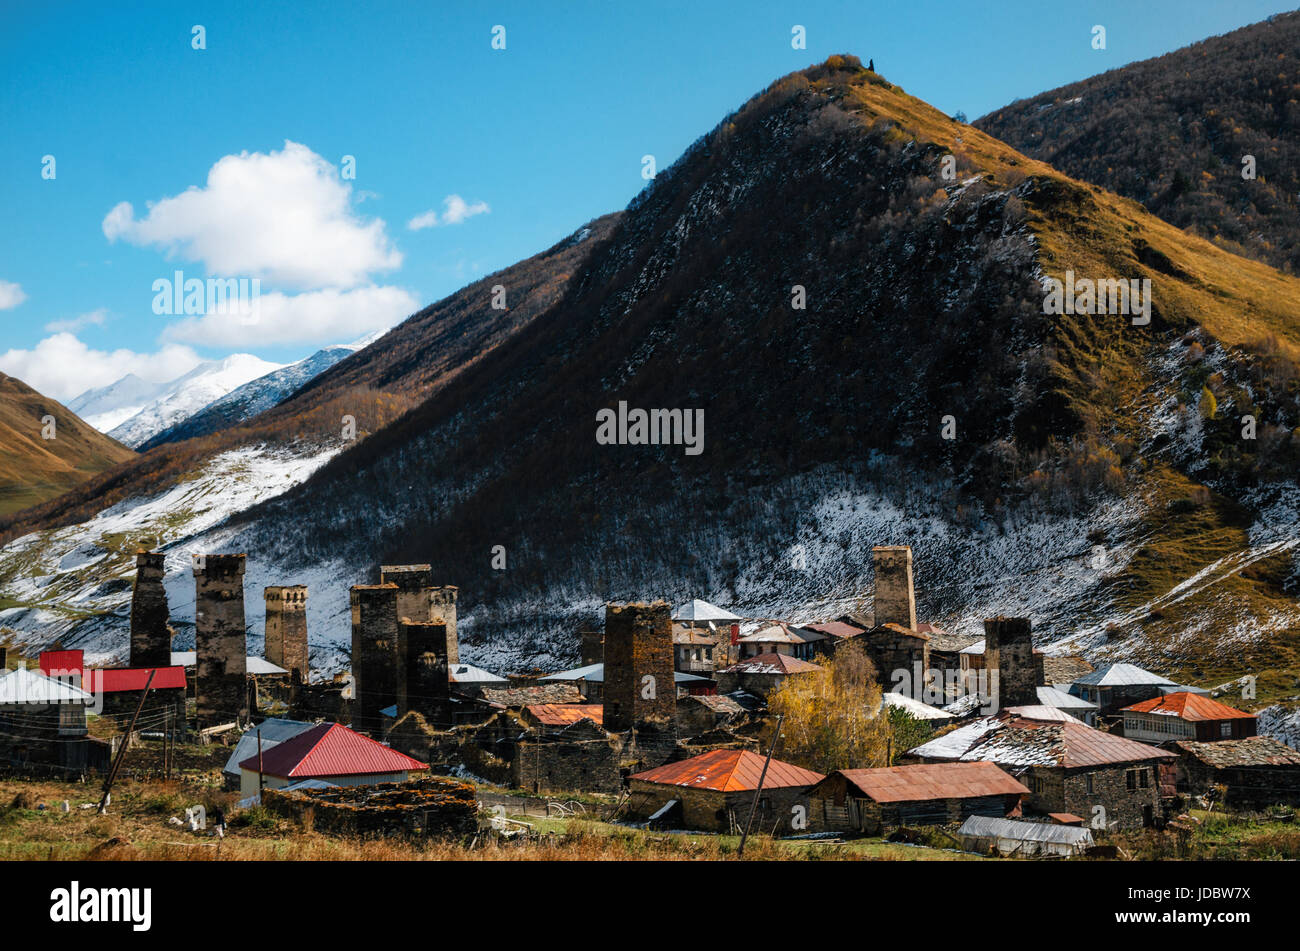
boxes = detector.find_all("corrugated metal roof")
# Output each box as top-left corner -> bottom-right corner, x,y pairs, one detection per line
1123,691 -> 1255,721
238,723 -> 428,779
672,599 -> 741,622
448,663 -> 507,684
630,748 -> 823,792
0,666 -> 92,704
882,691 -> 956,721
524,703 -> 604,727
84,666 -> 188,692
170,652 -> 286,676
1036,686 -> 1097,710
1072,663 -> 1176,687
223,719 -> 318,777
957,815 -> 1095,847
825,762 -> 1028,803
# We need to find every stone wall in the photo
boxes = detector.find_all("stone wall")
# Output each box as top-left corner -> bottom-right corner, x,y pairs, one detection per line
380,565 -> 460,665
627,781 -> 812,834
263,776 -> 478,839
984,616 -> 1042,709
862,624 -> 929,689
511,721 -> 623,793
872,545 -> 916,629
130,551 -> 173,669
602,601 -> 675,733
1025,763 -> 1161,830
401,620 -> 451,729
263,585 -> 308,682
351,584 -> 399,736
194,554 -> 248,727
1179,762 -> 1300,809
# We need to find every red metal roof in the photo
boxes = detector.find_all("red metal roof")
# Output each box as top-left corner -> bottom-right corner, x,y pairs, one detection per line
524,703 -> 603,727
824,762 -> 1028,803
39,650 -> 84,676
238,723 -> 428,779
1122,691 -> 1256,721
630,748 -> 823,792
39,650 -> 186,692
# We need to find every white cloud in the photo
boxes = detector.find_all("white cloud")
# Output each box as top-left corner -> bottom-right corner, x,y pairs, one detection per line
0,333 -> 201,402
44,308 -> 108,333
0,280 -> 27,310
407,194 -> 490,230
102,141 -> 402,290
159,285 -> 419,348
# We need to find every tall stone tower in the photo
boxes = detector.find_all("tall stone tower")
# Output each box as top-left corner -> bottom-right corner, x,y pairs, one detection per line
602,601 -> 675,733
401,619 -> 451,727
264,585 -> 308,683
380,565 -> 459,664
351,583 -> 399,736
193,554 -> 248,727
984,616 -> 1042,709
130,551 -> 173,668
872,545 -> 917,630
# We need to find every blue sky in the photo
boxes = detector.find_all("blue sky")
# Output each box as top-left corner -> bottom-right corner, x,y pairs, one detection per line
0,0 -> 1291,400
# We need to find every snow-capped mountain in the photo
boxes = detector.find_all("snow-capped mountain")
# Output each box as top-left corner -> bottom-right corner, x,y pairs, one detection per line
90,355 -> 284,449
137,343 -> 366,450
67,373 -> 167,434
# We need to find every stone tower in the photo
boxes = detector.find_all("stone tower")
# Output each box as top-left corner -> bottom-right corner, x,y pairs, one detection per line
984,616 -> 1043,709
351,583 -> 399,736
602,601 -> 675,733
401,619 -> 451,728
579,626 -> 603,667
130,551 -> 174,668
264,585 -> 308,683
380,565 -> 459,664
872,545 -> 917,630
193,554 -> 248,727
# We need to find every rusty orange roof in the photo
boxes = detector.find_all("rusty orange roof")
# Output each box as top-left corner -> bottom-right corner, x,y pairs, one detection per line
1122,691 -> 1256,721
524,703 -> 604,727
630,748 -> 823,792
822,762 -> 1028,803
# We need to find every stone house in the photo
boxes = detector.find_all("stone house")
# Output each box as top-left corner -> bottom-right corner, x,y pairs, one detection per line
716,652 -> 823,697
737,622 -> 828,661
1120,692 -> 1257,745
1068,663 -> 1177,716
1173,736 -> 1300,809
907,709 -> 1175,829
808,762 -> 1028,834
519,703 -> 604,734
626,748 -> 823,833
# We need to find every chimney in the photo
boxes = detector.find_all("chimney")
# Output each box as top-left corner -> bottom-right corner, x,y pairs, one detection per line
871,545 -> 917,629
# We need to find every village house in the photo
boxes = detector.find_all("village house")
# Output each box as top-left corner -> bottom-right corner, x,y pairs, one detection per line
626,747 -> 824,833
715,652 -> 823,697
41,649 -> 187,736
235,721 -> 428,796
221,718 -> 318,790
738,621 -> 828,660
918,624 -> 977,680
1120,691 -> 1257,745
807,761 -> 1028,834
1173,736 -> 1300,809
520,703 -> 604,734
906,708 -> 1175,829
1035,685 -> 1099,724
672,624 -> 719,674
675,691 -> 761,736
1068,663 -> 1178,716
0,665 -> 94,770
802,619 -> 868,659
169,650 -> 288,704
672,599 -> 742,628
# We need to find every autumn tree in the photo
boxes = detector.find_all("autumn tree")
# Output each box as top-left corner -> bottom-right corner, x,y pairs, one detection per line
763,641 -> 891,774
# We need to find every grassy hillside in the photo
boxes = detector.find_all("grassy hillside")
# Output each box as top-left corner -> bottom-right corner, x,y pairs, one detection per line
0,373 -> 136,516
976,11 -> 1300,274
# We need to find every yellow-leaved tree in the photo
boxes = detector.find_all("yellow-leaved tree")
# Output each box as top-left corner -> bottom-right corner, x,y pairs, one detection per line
763,641 -> 892,775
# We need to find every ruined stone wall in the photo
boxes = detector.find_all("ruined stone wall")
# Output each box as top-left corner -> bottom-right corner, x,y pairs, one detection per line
263,776 -> 478,839
872,545 -> 916,629
194,554 -> 248,727
984,617 -> 1041,709
402,620 -> 451,729
511,728 -> 623,794
264,585 -> 308,682
351,583 -> 399,737
602,601 -> 675,733
130,552 -> 173,669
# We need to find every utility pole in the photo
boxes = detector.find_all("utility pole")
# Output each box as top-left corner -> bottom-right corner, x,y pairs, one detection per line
257,728 -> 264,800
738,713 -> 783,859
98,669 -> 156,815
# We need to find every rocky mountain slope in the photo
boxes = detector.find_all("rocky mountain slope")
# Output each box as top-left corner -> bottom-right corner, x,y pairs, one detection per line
4,57 -> 1299,727
976,11 -> 1300,274
0,373 -> 136,516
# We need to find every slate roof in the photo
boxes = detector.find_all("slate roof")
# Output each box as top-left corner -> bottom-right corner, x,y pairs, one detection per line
918,625 -> 977,653
1123,692 -> 1255,721
630,748 -> 823,792
909,710 -> 1175,768
480,683 -> 584,706
1174,736 -> 1300,768
822,762 -> 1028,803
721,653 -> 824,675
803,621 -> 867,640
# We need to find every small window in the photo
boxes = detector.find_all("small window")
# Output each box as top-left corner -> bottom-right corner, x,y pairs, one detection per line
1140,769 -> 1149,788
1085,774 -> 1094,795
1220,722 -> 1232,738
